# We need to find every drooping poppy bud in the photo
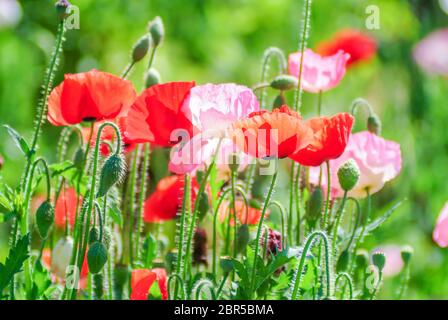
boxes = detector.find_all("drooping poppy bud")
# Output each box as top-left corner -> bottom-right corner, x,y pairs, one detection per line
197,192 -> 210,222
144,68 -> 161,88
270,75 -> 298,91
193,228 -> 208,266
336,249 -> 350,273
367,114 -> 382,135
337,159 -> 360,192
355,249 -> 369,270
73,146 -> 85,170
306,187 -> 323,228
89,227 -> 100,245
36,200 -> 55,239
236,224 -> 250,254
97,154 -> 126,198
55,0 -> 71,21
273,94 -> 286,109
148,16 -> 165,47
372,251 -> 386,272
220,256 -> 233,274
400,245 -> 413,265
87,241 -> 108,274
132,35 -> 151,63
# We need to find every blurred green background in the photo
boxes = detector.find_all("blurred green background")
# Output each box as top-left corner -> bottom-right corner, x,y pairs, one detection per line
1,0 -> 448,299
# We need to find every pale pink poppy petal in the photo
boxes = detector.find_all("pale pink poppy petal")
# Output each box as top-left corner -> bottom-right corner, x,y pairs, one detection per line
433,202 -> 448,248
413,29 -> 448,76
288,49 -> 350,93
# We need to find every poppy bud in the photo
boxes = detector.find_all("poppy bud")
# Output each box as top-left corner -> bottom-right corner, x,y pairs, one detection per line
97,154 -> 125,198
148,16 -> 164,47
337,159 -> 360,192
144,68 -> 161,88
372,251 -> 386,272
306,187 -> 323,228
89,227 -> 100,245
55,0 -> 71,21
36,200 -> 55,239
261,228 -> 282,256
197,192 -> 209,222
248,198 -> 262,210
336,250 -> 350,272
196,171 -> 205,184
73,146 -> 85,170
220,256 -> 233,274
400,245 -> 413,265
273,94 -> 286,109
270,75 -> 298,91
236,224 -> 250,253
228,153 -> 239,173
367,114 -> 382,135
193,228 -> 208,266
51,236 -> 74,278
355,249 -> 369,270
132,35 -> 151,63
87,241 -> 108,274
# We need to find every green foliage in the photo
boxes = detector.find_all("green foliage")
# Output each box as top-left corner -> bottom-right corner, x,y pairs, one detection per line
0,234 -> 30,296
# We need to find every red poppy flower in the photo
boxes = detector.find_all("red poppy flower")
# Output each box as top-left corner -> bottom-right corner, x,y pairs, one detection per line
125,82 -> 197,147
317,29 -> 377,67
130,268 -> 168,300
55,187 -> 82,229
289,113 -> 354,166
143,175 -> 199,223
218,200 -> 269,226
82,117 -> 137,156
48,69 -> 136,126
230,105 -> 313,159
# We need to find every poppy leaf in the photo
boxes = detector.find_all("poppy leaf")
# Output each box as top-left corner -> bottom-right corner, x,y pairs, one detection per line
49,160 -> 76,177
109,204 -> 123,228
0,233 -> 30,293
3,125 -> 31,157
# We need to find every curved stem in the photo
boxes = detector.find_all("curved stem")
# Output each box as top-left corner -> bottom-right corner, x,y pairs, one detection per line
168,274 -> 186,300
268,200 -> 287,250
250,167 -> 278,296
369,271 -> 383,300
216,273 -> 229,299
290,230 -> 332,300
193,280 -> 216,300
121,62 -> 135,79
335,273 -> 353,300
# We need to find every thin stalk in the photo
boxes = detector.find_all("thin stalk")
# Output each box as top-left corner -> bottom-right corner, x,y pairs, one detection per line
335,273 -> 353,300
294,165 -> 302,245
250,167 -> 278,296
322,161 -> 331,228
127,147 -> 141,266
135,143 -> 150,263
121,62 -> 135,79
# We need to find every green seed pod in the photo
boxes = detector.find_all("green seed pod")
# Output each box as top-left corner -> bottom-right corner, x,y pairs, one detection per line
336,249 -> 350,273
367,114 -> 382,135
148,16 -> 164,47
87,241 -> 108,274
97,154 -> 125,198
132,35 -> 151,63
144,68 -> 161,88
337,159 -> 360,192
306,187 -> 323,228
355,249 -> 369,270
400,245 -> 413,265
89,227 -> 100,245
270,75 -> 298,91
73,146 -> 85,170
55,0 -> 71,21
273,94 -> 286,109
236,224 -> 250,253
197,192 -> 210,222
36,200 -> 55,239
372,251 -> 386,272
220,256 -> 233,274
